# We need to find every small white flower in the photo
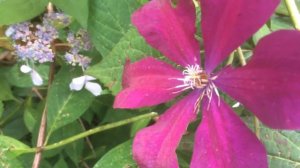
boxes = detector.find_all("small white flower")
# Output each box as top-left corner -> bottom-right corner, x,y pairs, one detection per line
69,75 -> 102,96
20,65 -> 43,86
5,26 -> 15,37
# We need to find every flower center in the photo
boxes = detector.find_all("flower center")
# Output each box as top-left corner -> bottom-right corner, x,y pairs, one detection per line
182,65 -> 209,89
169,64 -> 220,110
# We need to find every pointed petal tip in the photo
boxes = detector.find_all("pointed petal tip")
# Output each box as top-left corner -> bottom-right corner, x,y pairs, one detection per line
132,0 -> 200,66
30,70 -> 43,86
20,65 -> 32,74
133,91 -> 200,168
69,76 -> 86,91
216,30 -> 300,130
85,82 -> 102,96
191,96 -> 268,168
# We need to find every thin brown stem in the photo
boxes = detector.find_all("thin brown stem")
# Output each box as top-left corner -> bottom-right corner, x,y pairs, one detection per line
32,4 -> 55,166
47,2 -> 54,14
54,43 -> 72,47
81,160 -> 90,168
78,119 -> 96,157
32,87 -> 44,100
31,59 -> 55,168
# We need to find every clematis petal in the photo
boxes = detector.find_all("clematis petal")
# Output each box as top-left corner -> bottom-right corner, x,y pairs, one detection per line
30,70 -> 43,86
191,95 -> 267,168
114,57 -> 183,108
215,30 -> 300,129
20,65 -> 32,73
133,90 -> 200,168
201,0 -> 280,72
85,82 -> 102,96
69,76 -> 86,91
132,0 -> 200,67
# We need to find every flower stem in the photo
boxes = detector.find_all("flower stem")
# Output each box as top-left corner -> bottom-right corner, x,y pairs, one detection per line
44,112 -> 157,151
237,47 -> 246,66
253,117 -> 260,139
13,112 -> 158,154
226,53 -> 235,65
0,37 -> 9,40
32,4 -> 56,167
284,0 -> 300,30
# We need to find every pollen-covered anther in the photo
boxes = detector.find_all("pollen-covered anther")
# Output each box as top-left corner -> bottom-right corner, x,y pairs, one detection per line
182,65 -> 209,89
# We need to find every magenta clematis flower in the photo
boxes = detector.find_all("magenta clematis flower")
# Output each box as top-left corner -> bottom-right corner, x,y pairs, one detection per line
114,0 -> 300,167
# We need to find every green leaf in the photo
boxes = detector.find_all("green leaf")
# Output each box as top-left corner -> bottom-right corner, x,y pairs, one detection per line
130,117 -> 151,137
102,109 -> 152,137
88,0 -> 141,56
276,0 -> 300,16
46,68 -> 95,138
0,101 -> 3,118
2,118 -> 28,139
24,103 -> 40,132
53,156 -> 68,168
58,122 -> 84,165
86,28 -> 160,94
51,0 -> 88,28
271,16 -> 294,31
0,0 -> 48,25
176,133 -> 194,168
0,76 -> 15,101
7,64 -> 49,88
245,117 -> 300,168
252,24 -> 271,44
93,140 -> 137,168
0,135 -> 29,168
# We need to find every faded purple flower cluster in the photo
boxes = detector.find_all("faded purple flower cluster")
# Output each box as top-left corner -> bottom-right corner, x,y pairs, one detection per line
43,12 -> 71,26
65,29 -> 92,69
65,29 -> 102,96
6,13 -> 102,96
5,14 -> 60,86
114,0 -> 300,168
6,18 -> 58,63
6,12 -> 101,96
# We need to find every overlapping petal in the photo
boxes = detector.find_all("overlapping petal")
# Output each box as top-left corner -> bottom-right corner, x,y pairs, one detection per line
191,95 -> 267,168
133,90 -> 201,168
114,57 -> 183,108
30,70 -> 43,86
132,0 -> 200,67
200,0 -> 280,72
215,30 -> 300,129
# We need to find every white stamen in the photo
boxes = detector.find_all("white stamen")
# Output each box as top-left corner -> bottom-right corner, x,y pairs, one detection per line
169,64 -> 221,109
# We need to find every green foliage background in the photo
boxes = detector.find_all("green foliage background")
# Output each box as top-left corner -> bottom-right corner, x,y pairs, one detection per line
0,0 -> 299,167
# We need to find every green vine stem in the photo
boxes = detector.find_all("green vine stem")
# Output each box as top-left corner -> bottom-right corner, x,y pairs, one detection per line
285,0 -> 300,30
13,112 -> 158,154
